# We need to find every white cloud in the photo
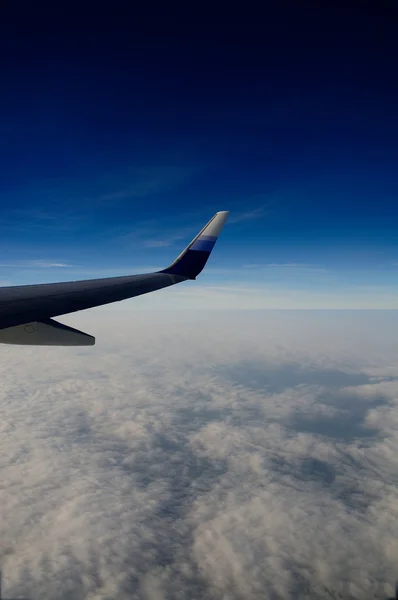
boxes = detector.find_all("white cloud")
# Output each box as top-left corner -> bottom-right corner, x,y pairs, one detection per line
1,311 -> 398,598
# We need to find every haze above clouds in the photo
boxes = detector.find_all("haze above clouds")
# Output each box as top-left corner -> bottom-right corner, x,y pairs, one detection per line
1,310 -> 398,599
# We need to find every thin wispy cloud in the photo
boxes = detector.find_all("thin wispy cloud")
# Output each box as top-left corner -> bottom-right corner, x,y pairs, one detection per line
228,207 -> 269,224
244,262 -> 309,268
99,165 -> 201,203
2,166 -> 201,239
119,218 -> 196,250
0,260 -> 73,269
144,233 -> 188,248
2,207 -> 86,234
144,239 -> 173,248
243,263 -> 328,272
227,193 -> 277,224
268,262 -> 314,268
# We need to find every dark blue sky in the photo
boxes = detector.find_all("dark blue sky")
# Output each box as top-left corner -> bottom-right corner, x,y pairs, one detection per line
1,4 -> 397,307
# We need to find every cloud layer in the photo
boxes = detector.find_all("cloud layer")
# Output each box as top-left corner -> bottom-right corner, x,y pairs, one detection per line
1,310 -> 398,599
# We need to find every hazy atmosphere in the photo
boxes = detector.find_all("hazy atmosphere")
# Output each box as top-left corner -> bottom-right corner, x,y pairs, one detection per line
1,310 -> 398,599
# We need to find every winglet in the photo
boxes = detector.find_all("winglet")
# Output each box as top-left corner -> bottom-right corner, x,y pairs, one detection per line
160,211 -> 229,279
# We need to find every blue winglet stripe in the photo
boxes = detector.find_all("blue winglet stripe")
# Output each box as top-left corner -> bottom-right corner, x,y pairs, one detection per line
159,212 -> 228,279
190,238 -> 216,252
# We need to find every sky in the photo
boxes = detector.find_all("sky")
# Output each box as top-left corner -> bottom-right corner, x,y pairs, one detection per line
2,310 -> 398,599
0,4 -> 397,307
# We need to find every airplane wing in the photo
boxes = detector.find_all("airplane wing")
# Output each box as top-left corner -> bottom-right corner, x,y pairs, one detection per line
0,211 -> 229,346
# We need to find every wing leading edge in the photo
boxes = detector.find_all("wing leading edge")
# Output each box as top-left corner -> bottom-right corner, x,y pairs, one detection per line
0,211 -> 229,345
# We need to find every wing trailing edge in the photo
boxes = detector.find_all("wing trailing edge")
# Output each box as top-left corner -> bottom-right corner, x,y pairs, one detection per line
0,318 -> 95,346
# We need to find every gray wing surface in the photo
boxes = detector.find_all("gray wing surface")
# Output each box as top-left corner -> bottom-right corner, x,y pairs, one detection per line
0,272 -> 184,331
0,211 -> 229,345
